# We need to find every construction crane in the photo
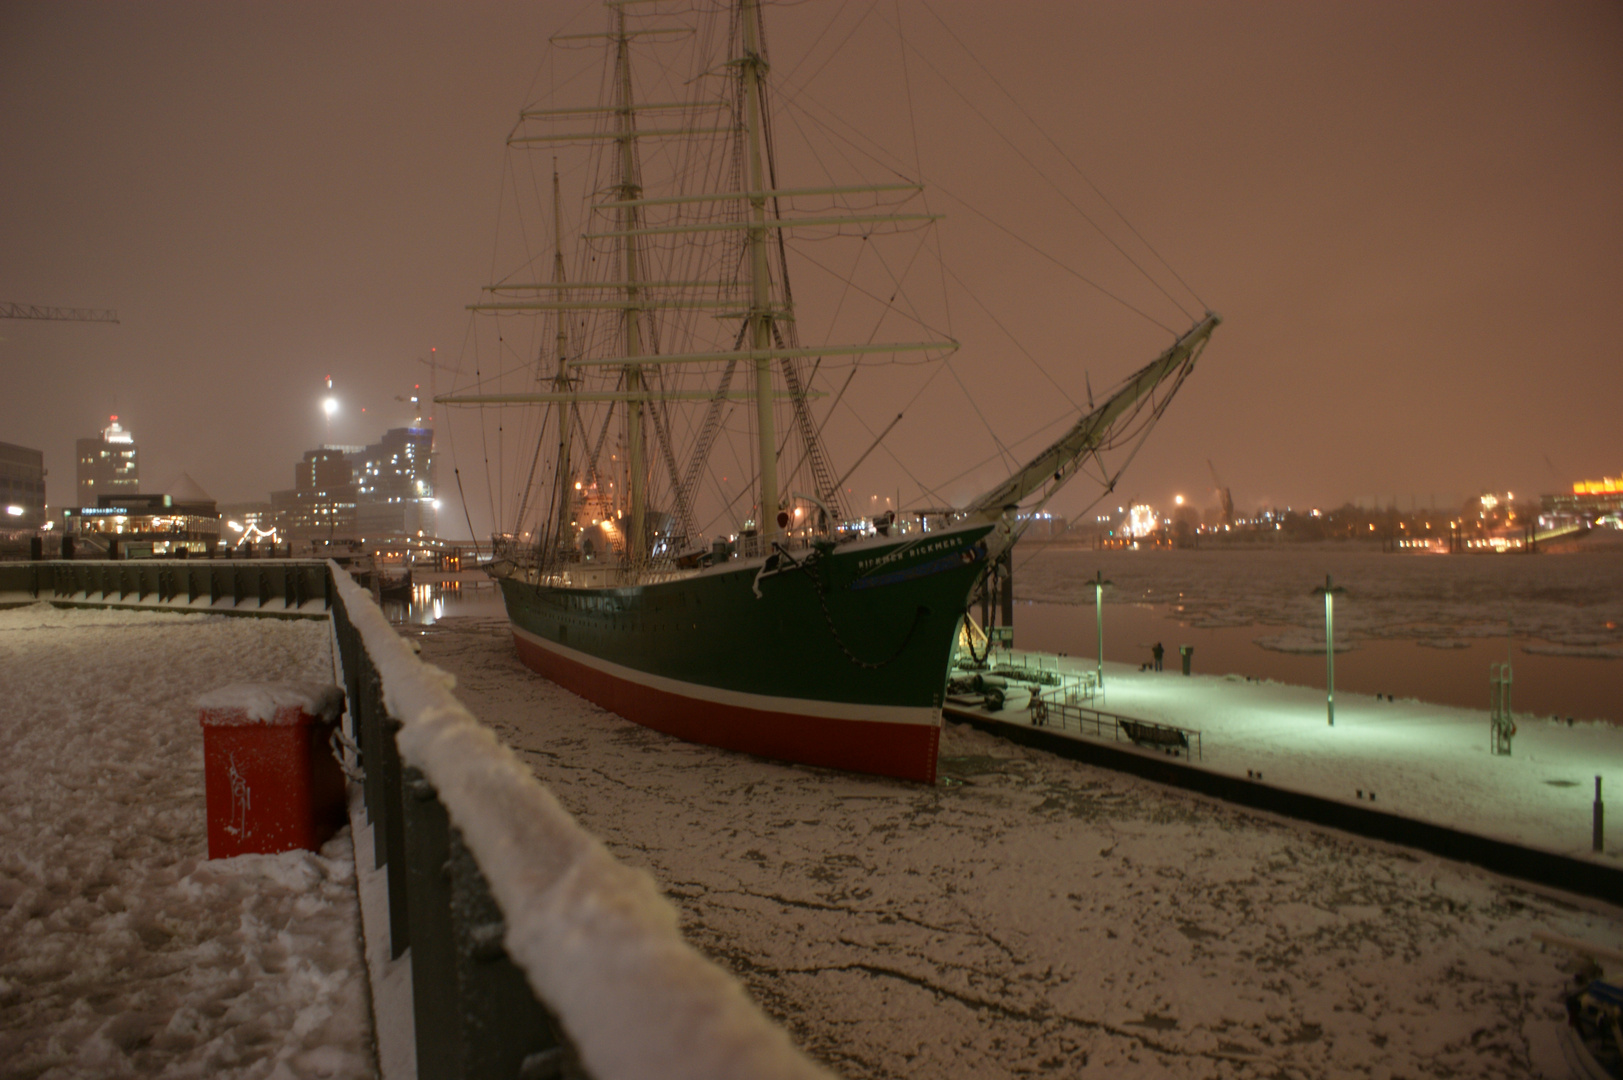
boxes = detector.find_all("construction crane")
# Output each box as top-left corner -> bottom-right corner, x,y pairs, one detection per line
1,302 -> 119,323
416,348 -> 456,431
1208,458 -> 1235,527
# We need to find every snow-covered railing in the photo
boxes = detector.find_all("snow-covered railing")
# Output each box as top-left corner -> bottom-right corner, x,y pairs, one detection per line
327,564 -> 834,1080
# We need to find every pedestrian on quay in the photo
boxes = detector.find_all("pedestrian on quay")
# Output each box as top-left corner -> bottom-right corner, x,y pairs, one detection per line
1152,641 -> 1164,671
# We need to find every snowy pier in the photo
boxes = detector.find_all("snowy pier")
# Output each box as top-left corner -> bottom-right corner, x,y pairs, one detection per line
0,603 -> 372,1078
1,573 -> 835,1080
946,648 -> 1622,902
7,574 -> 1623,1079
416,613 -> 1623,1079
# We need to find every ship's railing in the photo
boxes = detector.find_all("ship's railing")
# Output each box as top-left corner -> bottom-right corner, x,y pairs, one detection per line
327,564 -> 833,1080
0,558 -> 331,617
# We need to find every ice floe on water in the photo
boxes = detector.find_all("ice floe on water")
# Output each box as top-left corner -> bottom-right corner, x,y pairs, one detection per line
0,603 -> 372,1080
1522,641 -> 1623,660
1018,545 -> 1623,652
1253,629 -> 1356,654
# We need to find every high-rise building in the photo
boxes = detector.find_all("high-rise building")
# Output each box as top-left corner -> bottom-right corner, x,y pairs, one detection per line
349,427 -> 436,539
76,417 -> 139,506
0,442 -> 46,535
277,448 -> 360,544
272,426 -> 437,551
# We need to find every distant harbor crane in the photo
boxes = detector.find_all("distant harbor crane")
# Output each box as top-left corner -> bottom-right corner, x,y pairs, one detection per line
1,302 -> 119,324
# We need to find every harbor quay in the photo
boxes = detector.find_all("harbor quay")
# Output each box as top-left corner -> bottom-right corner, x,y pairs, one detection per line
2,576 -> 1622,1078
942,646 -> 1621,899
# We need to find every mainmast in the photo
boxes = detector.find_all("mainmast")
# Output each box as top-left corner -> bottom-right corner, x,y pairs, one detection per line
739,0 -> 779,546
613,8 -> 650,566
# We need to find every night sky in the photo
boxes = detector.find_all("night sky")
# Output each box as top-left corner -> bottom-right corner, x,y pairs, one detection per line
3,1 -> 1618,538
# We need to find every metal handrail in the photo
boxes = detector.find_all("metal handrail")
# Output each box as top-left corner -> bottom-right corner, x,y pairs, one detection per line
327,564 -> 832,1080
1030,695 -> 1203,762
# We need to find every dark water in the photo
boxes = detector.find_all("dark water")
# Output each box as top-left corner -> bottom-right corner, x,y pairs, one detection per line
1015,599 -> 1619,724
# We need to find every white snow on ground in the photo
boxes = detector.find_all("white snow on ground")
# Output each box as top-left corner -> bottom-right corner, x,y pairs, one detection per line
0,603 -> 374,1080
1049,659 -> 1623,861
415,615 -> 1623,1080
1018,546 -> 1623,652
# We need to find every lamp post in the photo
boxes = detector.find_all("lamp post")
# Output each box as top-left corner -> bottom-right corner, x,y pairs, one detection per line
1311,574 -> 1347,726
1091,570 -> 1112,690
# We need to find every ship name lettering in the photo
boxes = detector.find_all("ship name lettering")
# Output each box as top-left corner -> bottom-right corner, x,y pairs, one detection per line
857,536 -> 957,572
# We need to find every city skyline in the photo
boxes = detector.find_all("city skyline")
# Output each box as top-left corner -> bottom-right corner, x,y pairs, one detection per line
3,0 -> 1619,540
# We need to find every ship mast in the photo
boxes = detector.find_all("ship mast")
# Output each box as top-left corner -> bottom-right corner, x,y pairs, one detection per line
548,166 -> 574,558
739,0 -> 779,546
615,6 -> 649,566
443,0 -> 959,561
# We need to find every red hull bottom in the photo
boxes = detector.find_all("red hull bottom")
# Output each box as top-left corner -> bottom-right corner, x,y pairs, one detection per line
512,631 -> 941,784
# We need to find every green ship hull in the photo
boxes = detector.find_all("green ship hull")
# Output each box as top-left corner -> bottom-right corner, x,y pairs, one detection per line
499,522 -> 995,783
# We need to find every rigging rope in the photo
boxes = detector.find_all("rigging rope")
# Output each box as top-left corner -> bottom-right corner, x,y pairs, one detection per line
915,0 -> 1209,314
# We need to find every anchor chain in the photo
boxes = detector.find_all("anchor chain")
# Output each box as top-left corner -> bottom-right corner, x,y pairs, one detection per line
778,544 -> 927,670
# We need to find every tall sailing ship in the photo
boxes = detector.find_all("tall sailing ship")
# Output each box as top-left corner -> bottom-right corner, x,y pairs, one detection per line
441,0 -> 1218,784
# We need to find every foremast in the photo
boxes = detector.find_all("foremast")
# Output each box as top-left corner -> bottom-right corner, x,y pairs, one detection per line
965,312 -> 1222,561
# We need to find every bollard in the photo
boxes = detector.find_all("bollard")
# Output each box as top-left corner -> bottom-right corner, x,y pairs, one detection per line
195,683 -> 347,859
1180,645 -> 1193,676
1596,776 -> 1605,854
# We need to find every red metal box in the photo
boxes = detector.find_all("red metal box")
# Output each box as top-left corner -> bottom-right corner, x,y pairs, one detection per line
196,684 -> 347,859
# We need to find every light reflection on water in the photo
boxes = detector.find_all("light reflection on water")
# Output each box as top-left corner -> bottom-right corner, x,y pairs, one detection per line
382,579 -> 507,626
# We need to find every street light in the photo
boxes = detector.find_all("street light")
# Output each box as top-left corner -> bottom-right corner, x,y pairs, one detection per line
1311,574 -> 1347,726
1091,570 -> 1113,690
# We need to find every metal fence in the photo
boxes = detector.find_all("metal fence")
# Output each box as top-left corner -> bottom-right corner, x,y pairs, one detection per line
0,559 -> 331,617
6,556 -> 829,1079
325,565 -> 831,1080
1029,695 -> 1203,762
331,586 -> 576,1080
